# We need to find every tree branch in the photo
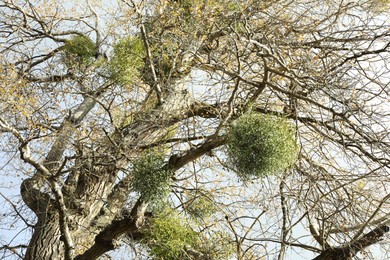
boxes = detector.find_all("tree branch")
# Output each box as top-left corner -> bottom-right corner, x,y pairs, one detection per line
167,135 -> 226,171
129,0 -> 163,104
74,199 -> 147,260
313,225 -> 390,260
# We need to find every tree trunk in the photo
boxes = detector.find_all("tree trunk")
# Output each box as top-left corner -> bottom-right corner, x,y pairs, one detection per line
24,216 -> 62,260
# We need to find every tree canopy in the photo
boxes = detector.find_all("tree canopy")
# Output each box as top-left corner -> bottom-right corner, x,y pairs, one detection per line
0,0 -> 389,259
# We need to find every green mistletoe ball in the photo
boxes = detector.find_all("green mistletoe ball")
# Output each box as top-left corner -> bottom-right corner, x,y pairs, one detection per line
227,113 -> 298,180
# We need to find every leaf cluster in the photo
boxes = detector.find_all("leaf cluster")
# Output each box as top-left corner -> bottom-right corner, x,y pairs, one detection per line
227,113 -> 298,180
141,0 -> 240,84
131,152 -> 172,203
144,208 -> 198,259
168,0 -> 240,16
63,35 -> 97,65
109,36 -> 145,85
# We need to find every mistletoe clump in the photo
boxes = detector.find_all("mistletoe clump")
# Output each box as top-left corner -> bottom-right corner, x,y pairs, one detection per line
131,152 -> 172,203
109,36 -> 145,85
227,113 -> 298,180
144,208 -> 199,259
63,35 -> 97,65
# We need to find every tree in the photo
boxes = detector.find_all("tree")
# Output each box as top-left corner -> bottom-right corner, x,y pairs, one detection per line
0,0 -> 389,259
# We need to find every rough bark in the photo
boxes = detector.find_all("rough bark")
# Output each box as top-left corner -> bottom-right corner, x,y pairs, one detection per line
24,215 -> 62,260
313,226 -> 390,260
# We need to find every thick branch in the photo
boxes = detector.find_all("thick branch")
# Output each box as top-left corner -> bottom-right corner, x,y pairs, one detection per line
313,225 -> 390,260
74,199 -> 147,260
168,135 -> 226,171
44,95 -> 99,170
20,94 -> 100,213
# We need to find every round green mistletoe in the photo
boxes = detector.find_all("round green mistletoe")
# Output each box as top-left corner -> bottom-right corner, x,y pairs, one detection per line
227,113 -> 298,180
